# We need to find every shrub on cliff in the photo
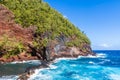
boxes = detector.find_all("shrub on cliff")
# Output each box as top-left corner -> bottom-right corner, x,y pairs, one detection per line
0,35 -> 25,58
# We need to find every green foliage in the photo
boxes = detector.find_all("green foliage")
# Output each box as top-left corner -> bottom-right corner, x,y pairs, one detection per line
0,36 -> 25,58
0,0 -> 91,48
33,37 -> 48,50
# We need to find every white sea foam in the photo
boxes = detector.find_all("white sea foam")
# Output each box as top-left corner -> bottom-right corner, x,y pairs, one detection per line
54,57 -> 78,63
72,74 -> 81,79
27,52 -> 120,80
85,53 -> 107,58
10,60 -> 41,64
79,53 -> 107,59
54,53 -> 107,63
88,61 -> 95,64
96,53 -> 107,58
56,57 -> 78,61
99,61 -> 106,64
53,53 -> 107,64
110,74 -> 120,80
74,76 -> 90,80
0,75 -> 18,80
102,59 -> 110,62
70,64 -> 76,67
98,59 -> 111,65
49,64 -> 57,69
28,63 -> 57,80
87,65 -> 101,69
103,67 -> 120,80
28,69 -> 52,80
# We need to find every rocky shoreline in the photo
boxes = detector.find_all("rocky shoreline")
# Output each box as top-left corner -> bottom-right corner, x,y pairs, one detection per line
0,50 -> 95,80
0,53 -> 38,64
17,60 -> 50,80
0,46 -> 95,64
17,57 -> 85,80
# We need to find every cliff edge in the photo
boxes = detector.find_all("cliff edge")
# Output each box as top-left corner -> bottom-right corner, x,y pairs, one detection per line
0,0 -> 94,63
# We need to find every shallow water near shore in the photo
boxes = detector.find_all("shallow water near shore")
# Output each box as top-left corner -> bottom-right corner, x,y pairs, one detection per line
0,60 -> 41,78
0,50 -> 120,80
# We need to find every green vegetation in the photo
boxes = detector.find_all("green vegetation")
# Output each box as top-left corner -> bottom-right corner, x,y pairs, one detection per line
0,0 -> 90,49
0,36 -> 25,58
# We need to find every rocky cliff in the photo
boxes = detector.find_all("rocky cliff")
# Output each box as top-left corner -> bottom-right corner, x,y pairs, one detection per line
0,0 -> 94,63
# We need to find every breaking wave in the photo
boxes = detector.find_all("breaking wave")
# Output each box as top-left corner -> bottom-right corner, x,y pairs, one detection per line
28,50 -> 120,80
1,50 -> 120,80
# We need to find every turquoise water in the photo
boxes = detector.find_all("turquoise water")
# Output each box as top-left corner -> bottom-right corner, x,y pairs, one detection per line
0,50 -> 120,80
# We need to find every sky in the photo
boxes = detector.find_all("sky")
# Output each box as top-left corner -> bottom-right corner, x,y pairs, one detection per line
44,0 -> 120,50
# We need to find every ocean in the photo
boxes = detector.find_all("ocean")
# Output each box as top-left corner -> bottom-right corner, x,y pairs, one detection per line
0,50 -> 120,80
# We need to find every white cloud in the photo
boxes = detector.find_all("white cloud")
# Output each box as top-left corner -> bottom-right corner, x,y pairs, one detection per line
63,15 -> 68,19
92,42 -> 117,50
99,43 -> 110,48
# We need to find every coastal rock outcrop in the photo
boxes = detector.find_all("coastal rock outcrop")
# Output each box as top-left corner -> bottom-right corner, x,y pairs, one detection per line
28,33 -> 94,62
44,35 -> 94,61
0,2 -> 94,63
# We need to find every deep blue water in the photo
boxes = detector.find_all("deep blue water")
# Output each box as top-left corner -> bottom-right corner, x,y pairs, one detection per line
0,50 -> 120,80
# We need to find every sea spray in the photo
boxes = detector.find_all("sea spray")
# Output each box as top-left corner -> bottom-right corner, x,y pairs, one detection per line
28,50 -> 120,80
0,50 -> 120,80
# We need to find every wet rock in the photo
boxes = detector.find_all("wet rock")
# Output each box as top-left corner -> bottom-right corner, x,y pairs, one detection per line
17,60 -> 50,80
17,73 -> 29,80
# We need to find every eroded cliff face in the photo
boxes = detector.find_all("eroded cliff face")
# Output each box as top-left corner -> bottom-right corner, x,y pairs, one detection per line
0,4 -> 94,63
0,5 -> 34,44
41,35 -> 94,61
0,5 -> 38,63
